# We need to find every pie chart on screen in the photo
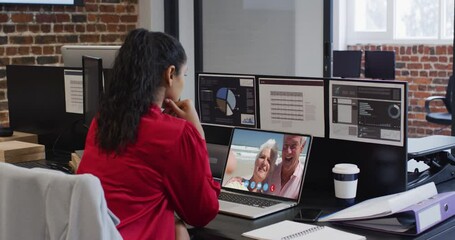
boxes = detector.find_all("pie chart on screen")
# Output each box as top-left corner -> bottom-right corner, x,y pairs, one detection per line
216,88 -> 236,116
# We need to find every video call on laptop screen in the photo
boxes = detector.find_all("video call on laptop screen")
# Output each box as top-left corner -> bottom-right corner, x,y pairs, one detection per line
222,128 -> 312,200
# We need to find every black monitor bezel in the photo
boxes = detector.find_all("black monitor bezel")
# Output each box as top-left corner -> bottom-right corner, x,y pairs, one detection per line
82,55 -> 103,129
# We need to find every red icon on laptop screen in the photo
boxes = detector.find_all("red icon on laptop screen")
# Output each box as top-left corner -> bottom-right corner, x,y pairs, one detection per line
270,184 -> 275,192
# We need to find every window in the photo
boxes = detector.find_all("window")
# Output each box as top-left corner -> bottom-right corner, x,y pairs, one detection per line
346,0 -> 454,44
354,0 -> 387,32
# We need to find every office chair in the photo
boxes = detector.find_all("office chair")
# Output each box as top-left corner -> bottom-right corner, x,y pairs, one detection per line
425,75 -> 454,126
0,162 -> 122,240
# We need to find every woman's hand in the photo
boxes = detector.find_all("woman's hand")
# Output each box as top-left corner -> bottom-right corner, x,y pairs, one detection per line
163,98 -> 205,139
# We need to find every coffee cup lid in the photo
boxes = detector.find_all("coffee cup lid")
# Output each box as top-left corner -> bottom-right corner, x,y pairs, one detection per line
332,163 -> 360,174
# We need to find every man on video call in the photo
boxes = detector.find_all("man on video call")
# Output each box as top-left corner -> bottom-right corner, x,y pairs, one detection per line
268,134 -> 305,199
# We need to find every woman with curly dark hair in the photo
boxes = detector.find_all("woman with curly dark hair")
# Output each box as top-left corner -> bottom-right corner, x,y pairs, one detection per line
77,29 -> 220,240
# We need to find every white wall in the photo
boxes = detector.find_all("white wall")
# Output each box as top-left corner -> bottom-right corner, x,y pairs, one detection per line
295,0 -> 324,77
138,0 -> 164,31
178,0 -> 195,101
202,0 -> 295,75
202,0 -> 324,77
138,0 -> 195,101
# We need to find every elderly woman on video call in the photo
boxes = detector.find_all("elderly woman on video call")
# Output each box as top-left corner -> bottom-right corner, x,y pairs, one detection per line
77,29 -> 220,240
225,139 -> 278,192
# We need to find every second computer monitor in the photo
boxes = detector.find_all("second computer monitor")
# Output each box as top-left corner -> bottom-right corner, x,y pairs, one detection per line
82,56 -> 103,128
257,77 -> 325,138
364,51 -> 396,80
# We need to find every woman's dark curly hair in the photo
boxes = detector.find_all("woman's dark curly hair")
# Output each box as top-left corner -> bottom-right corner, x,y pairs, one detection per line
96,29 -> 187,153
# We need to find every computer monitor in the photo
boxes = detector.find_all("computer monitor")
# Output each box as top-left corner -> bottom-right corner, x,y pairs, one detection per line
257,76 -> 325,138
364,51 -> 396,80
332,50 -> 362,78
61,45 -> 120,69
197,73 -> 258,128
82,56 -> 103,128
6,65 -> 87,161
329,79 -> 405,146
321,78 -> 407,198
0,0 -> 83,5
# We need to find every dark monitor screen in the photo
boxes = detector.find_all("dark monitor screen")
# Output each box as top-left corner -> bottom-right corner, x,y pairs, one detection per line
364,51 -> 396,80
82,56 -> 103,128
6,65 -> 86,161
332,50 -> 362,78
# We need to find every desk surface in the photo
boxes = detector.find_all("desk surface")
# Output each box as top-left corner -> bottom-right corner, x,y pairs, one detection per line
191,180 -> 455,240
408,135 -> 455,158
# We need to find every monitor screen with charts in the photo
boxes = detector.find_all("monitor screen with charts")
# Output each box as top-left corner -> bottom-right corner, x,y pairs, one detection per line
258,77 -> 325,138
197,73 -> 257,128
219,128 -> 312,219
329,79 -> 406,146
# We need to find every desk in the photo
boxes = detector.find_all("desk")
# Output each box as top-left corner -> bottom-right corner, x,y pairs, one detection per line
407,135 -> 455,188
0,131 -> 38,144
408,135 -> 455,158
191,180 -> 455,240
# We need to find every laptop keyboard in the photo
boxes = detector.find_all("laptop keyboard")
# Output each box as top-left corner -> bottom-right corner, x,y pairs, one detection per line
12,161 -> 48,169
219,192 -> 280,208
12,161 -> 73,174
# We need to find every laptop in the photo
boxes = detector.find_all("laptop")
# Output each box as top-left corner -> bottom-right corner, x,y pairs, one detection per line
218,127 -> 312,219
207,143 -> 229,182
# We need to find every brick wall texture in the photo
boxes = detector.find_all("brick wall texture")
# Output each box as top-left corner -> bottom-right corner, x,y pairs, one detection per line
349,44 -> 453,138
0,0 -> 138,125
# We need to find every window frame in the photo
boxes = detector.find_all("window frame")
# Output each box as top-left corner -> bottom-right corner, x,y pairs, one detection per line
345,0 -> 453,45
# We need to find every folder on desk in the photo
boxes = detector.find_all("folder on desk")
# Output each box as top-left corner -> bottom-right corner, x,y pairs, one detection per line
336,191 -> 455,235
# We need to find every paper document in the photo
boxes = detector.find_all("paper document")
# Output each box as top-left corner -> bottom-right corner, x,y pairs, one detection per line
64,69 -> 83,114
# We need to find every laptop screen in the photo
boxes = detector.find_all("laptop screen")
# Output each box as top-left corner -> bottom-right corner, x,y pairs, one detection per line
221,128 -> 312,201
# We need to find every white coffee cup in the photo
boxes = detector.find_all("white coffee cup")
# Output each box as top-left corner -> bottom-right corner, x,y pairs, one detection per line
332,163 -> 360,203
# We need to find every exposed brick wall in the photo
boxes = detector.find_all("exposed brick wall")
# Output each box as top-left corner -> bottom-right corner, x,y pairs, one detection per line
0,0 -> 138,125
349,44 -> 453,138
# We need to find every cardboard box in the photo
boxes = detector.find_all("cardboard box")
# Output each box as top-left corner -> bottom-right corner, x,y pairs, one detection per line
0,141 -> 45,163
0,131 -> 38,144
